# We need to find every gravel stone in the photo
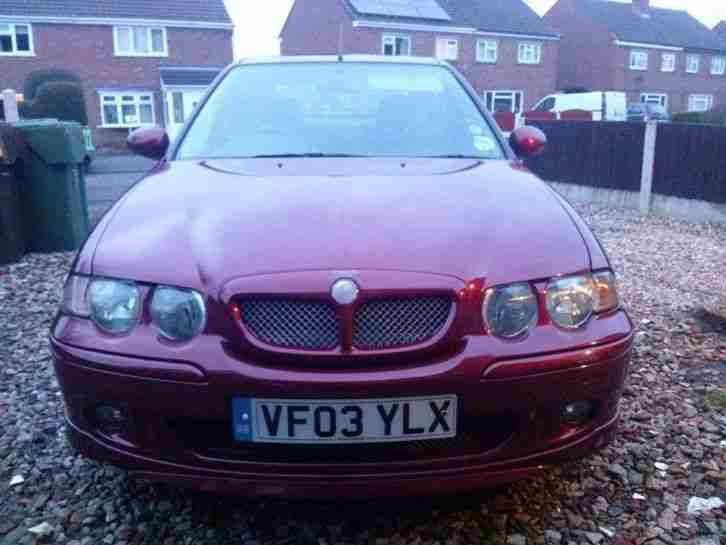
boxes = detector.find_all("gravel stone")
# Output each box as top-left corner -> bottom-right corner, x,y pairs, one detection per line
1,204 -> 725,544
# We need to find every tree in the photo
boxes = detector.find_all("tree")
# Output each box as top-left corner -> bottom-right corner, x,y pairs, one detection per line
23,68 -> 81,102
29,81 -> 88,125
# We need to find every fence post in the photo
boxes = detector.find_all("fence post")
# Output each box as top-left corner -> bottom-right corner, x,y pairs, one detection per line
639,121 -> 658,214
1,89 -> 19,123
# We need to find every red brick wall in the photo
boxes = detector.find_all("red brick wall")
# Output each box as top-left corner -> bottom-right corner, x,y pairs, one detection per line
617,48 -> 726,113
281,0 -> 559,111
544,0 -> 618,92
0,23 -> 233,149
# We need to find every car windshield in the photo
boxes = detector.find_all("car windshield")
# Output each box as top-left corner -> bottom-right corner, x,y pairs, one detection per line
176,62 -> 503,160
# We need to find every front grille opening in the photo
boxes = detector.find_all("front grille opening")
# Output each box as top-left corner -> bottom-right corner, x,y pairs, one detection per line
353,296 -> 453,350
170,413 -> 516,465
239,298 -> 339,351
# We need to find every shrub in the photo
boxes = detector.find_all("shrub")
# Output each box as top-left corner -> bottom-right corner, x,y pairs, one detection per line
28,81 -> 88,125
23,68 -> 81,102
672,108 -> 726,126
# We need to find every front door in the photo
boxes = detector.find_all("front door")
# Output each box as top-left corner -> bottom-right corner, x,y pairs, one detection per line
166,89 -> 205,141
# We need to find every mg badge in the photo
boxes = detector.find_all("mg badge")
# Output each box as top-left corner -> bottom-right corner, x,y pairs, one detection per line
331,278 -> 359,305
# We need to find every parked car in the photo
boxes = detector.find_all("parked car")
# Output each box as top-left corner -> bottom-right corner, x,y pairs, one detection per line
533,91 -> 627,121
52,56 -> 634,498
627,103 -> 671,123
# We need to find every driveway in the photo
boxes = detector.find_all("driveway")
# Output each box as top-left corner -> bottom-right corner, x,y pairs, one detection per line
1,204 -> 725,545
86,154 -> 156,226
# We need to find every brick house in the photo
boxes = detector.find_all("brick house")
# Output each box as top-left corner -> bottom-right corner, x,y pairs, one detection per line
0,0 -> 234,148
545,0 -> 726,114
279,0 -> 560,115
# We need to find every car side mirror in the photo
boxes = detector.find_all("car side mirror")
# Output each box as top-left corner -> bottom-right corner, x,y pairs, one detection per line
127,126 -> 170,160
509,126 -> 547,158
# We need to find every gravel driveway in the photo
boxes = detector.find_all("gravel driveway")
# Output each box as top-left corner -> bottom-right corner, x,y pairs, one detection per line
1,204 -> 725,545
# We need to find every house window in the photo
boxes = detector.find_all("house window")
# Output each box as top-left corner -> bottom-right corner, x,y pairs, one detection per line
640,93 -> 668,108
485,91 -> 524,114
686,54 -> 700,73
661,53 -> 675,72
629,50 -> 648,70
688,94 -> 713,112
382,34 -> 411,56
517,42 -> 542,64
114,26 -> 167,56
0,23 -> 33,55
100,92 -> 155,127
711,56 -> 725,75
435,37 -> 458,61
476,39 -> 498,63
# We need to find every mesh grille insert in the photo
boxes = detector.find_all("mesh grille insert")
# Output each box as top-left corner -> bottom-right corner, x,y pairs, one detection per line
353,296 -> 452,350
240,298 -> 339,351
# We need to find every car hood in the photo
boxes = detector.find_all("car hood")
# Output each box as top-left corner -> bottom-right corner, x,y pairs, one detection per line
92,158 -> 590,293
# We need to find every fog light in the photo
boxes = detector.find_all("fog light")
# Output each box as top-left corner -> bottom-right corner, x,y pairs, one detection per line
562,401 -> 593,425
95,405 -> 126,426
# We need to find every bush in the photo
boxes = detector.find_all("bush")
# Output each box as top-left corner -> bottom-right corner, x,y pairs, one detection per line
672,108 -> 726,126
23,68 -> 81,102
28,81 -> 88,125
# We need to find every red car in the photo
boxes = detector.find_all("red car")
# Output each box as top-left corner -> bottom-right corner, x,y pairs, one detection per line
52,56 -> 633,498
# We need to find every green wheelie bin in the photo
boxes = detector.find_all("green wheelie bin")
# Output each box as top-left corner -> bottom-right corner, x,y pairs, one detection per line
14,119 -> 89,253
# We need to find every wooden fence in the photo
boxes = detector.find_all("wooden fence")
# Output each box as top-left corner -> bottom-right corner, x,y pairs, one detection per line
524,120 -> 645,193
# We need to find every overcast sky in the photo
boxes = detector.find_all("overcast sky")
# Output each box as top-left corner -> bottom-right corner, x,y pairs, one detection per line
226,0 -> 726,59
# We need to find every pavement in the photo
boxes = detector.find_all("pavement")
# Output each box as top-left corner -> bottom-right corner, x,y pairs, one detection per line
86,154 -> 156,225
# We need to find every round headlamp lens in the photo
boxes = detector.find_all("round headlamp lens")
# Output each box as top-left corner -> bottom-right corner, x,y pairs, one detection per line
484,282 -> 538,338
545,275 -> 594,329
88,279 -> 141,335
150,286 -> 206,341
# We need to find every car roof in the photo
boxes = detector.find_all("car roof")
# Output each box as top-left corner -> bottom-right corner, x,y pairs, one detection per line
236,55 -> 448,67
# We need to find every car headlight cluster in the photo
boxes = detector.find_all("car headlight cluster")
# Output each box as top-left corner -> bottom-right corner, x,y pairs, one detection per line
483,271 -> 618,339
61,275 -> 206,341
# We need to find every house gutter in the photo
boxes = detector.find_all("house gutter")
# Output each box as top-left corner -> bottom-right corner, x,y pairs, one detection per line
0,15 -> 233,30
353,20 -> 560,40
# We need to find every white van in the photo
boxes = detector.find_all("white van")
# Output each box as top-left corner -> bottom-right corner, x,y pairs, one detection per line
532,92 -> 627,121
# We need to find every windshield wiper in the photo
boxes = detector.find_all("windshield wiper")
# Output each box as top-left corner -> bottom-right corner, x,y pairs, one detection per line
418,154 -> 488,160
248,153 -> 367,158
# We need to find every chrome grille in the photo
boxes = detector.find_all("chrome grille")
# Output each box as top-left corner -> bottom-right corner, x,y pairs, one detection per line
353,296 -> 452,350
240,298 -> 339,350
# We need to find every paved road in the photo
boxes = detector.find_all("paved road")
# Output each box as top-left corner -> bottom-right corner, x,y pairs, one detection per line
86,154 -> 156,225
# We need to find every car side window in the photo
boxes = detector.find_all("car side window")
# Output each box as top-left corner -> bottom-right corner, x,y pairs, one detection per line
535,97 -> 555,111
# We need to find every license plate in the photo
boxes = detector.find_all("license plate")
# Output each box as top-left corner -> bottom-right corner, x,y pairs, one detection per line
232,395 -> 457,444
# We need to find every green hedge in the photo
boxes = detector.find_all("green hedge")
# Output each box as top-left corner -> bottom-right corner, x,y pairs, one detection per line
23,68 -> 81,102
27,81 -> 88,125
672,109 -> 726,126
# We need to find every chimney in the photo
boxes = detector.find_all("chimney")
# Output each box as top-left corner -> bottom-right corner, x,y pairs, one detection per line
634,0 -> 650,11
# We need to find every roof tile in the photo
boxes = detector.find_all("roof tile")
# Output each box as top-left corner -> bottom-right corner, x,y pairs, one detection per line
0,0 -> 231,23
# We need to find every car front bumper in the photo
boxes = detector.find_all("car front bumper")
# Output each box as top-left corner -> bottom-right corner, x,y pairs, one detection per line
52,311 -> 633,498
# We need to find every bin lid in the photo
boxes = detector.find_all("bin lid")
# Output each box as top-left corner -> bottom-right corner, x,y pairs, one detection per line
0,123 -> 29,165
13,119 -> 85,164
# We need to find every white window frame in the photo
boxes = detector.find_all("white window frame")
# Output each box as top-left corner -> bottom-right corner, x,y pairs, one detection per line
661,53 -> 675,72
0,22 -> 34,56
711,56 -> 725,75
484,90 -> 524,114
629,50 -> 648,71
99,92 -> 156,128
517,42 -> 542,65
688,94 -> 713,112
476,39 -> 498,63
686,54 -> 700,74
640,93 -> 668,108
113,25 -> 168,57
435,37 -> 459,61
381,33 -> 411,56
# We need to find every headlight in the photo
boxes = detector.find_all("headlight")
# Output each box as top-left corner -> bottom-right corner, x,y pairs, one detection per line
546,271 -> 620,329
483,282 -> 538,338
546,274 -> 594,329
150,286 -> 206,341
88,279 -> 141,335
